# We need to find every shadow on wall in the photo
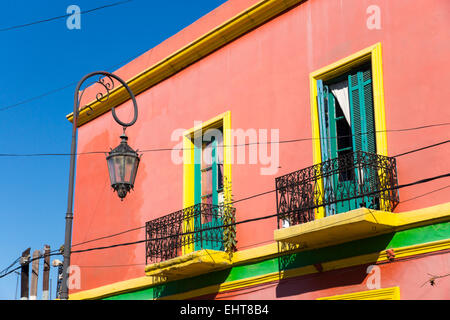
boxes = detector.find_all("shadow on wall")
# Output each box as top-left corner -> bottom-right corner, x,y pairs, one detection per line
152,268 -> 232,300
275,232 -> 395,298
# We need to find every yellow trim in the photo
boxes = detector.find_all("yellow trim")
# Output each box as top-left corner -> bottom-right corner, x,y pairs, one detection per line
274,202 -> 450,247
69,237 -> 450,300
317,286 -> 400,300
69,202 -> 450,300
182,134 -> 195,255
162,239 -> 447,300
68,276 -> 157,300
274,207 -> 396,247
66,0 -> 306,127
309,43 -> 388,218
182,111 -> 232,255
145,249 -> 231,279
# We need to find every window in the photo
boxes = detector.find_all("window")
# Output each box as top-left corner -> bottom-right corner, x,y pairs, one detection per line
317,64 -> 379,216
317,64 -> 376,166
182,111 -> 232,254
197,128 -> 224,208
310,43 -> 389,218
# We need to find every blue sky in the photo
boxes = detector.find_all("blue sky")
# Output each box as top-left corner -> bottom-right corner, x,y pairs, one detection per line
0,0 -> 227,300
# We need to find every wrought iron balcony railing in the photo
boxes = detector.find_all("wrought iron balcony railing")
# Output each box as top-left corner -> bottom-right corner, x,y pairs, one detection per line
275,151 -> 399,228
145,203 -> 236,264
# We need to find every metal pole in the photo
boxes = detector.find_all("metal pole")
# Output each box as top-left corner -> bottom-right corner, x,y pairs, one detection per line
60,71 -> 138,300
60,75 -> 82,300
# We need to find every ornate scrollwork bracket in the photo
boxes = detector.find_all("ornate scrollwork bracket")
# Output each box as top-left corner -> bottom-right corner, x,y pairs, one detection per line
73,71 -> 138,131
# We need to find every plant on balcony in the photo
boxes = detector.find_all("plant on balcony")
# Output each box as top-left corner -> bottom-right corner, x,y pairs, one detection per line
222,175 -> 237,260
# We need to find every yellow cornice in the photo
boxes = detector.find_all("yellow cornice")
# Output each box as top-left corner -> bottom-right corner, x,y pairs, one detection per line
66,0 -> 306,127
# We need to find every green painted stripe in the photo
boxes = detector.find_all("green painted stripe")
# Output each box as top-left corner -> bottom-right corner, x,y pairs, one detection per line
103,221 -> 450,300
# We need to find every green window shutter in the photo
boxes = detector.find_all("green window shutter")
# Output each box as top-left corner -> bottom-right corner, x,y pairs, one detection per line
348,68 -> 376,154
348,67 -> 379,210
326,88 -> 338,157
317,80 -> 331,161
317,80 -> 337,216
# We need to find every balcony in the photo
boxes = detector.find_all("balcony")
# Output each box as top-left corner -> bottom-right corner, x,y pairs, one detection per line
276,151 -> 399,228
274,151 -> 399,247
145,203 -> 236,279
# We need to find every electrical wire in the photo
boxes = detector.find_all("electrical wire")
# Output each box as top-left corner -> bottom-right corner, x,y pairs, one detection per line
0,252 -> 61,280
0,50 -> 146,113
1,143 -> 448,275
69,172 -> 450,255
1,172 -> 448,276
0,124 -> 449,157
392,139 -> 450,158
0,0 -> 133,33
65,138 -> 450,251
0,257 -> 21,277
400,184 -> 450,204
72,226 -> 144,248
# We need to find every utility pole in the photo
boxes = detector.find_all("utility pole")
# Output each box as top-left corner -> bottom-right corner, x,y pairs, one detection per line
30,250 -> 40,300
42,245 -> 51,300
20,248 -> 31,300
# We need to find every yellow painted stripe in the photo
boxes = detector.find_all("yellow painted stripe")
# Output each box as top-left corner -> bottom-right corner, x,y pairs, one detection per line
317,286 -> 400,300
69,202 -> 450,300
160,239 -> 449,300
69,237 -> 450,300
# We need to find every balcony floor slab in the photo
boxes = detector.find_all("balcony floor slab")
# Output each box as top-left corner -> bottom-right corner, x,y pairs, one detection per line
274,203 -> 450,249
145,249 -> 232,280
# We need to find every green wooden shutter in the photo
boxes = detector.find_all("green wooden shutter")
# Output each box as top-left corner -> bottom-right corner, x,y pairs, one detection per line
317,80 -> 337,216
317,80 -> 331,161
348,67 -> 378,209
348,68 -> 376,154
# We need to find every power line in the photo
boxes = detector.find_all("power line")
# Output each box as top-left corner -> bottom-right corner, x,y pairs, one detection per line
0,0 -> 133,32
0,124 -> 449,157
1,172 -> 448,276
0,257 -> 21,277
69,172 -> 450,255
0,252 -> 61,280
400,184 -> 450,204
72,226 -> 144,248
0,50 -> 146,113
2,140 -> 445,275
65,139 -> 450,250
392,139 -> 450,158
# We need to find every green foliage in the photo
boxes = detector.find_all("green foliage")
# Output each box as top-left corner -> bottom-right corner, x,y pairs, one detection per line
222,175 -> 237,260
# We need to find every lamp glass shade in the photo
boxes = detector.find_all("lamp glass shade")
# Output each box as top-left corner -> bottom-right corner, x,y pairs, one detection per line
106,134 -> 140,199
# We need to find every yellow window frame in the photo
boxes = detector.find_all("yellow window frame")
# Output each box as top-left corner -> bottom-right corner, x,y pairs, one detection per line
182,111 -> 232,255
309,43 -> 389,220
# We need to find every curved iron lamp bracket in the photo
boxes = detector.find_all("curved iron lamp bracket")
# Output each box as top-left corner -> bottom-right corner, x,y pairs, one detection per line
74,71 -> 138,130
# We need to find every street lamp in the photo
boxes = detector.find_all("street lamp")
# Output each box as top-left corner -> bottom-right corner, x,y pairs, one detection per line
106,131 -> 141,200
61,71 -> 139,300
